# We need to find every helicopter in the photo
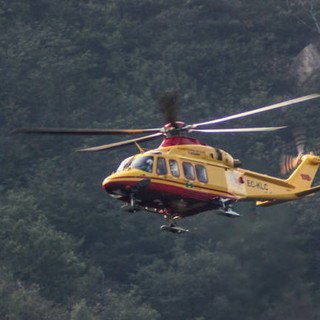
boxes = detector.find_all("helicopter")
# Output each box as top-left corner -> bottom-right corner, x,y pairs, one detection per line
12,92 -> 320,233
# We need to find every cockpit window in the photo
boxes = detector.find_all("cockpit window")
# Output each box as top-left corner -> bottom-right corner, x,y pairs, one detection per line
130,156 -> 154,173
116,156 -> 133,172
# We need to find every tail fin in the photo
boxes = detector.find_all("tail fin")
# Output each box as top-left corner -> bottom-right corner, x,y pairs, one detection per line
286,154 -> 320,191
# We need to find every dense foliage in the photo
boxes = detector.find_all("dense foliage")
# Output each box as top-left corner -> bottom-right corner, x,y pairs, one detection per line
2,0 -> 320,319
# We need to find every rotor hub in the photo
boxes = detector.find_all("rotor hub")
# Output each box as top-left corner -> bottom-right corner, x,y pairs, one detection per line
160,136 -> 205,147
163,121 -> 186,129
162,121 -> 187,136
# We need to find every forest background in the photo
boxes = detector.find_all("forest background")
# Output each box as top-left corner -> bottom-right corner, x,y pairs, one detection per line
2,0 -> 320,319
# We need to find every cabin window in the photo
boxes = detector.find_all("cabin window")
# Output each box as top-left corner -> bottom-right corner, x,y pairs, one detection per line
169,160 -> 179,177
116,156 -> 133,172
130,156 -> 154,173
157,157 -> 167,175
216,149 -> 223,161
183,162 -> 195,180
195,165 -> 208,183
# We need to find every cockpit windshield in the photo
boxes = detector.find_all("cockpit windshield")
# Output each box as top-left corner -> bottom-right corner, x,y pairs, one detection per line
116,156 -> 133,172
129,155 -> 154,173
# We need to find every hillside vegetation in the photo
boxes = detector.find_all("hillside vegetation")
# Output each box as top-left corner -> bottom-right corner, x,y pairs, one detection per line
2,0 -> 320,319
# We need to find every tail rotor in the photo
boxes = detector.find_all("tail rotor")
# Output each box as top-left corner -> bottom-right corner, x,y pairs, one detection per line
280,128 -> 306,175
280,154 -> 302,175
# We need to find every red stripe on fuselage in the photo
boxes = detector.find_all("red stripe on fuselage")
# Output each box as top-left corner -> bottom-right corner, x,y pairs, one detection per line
104,175 -> 236,200
148,176 -> 234,197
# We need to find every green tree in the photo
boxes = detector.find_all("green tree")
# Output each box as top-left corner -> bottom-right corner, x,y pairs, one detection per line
71,299 -> 95,320
0,269 -> 68,320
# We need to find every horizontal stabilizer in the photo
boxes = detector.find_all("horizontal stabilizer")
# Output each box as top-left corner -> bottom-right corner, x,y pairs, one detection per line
296,185 -> 320,197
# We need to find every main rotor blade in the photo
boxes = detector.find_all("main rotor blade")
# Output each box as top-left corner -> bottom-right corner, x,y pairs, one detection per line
78,132 -> 164,152
190,126 -> 287,133
191,94 -> 320,128
11,127 -> 162,135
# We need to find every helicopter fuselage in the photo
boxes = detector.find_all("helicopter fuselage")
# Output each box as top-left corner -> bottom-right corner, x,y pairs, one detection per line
102,136 -> 320,218
12,93 -> 320,230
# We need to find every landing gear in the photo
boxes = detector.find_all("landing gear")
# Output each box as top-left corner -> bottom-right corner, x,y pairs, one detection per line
160,221 -> 189,233
160,215 -> 189,234
121,194 -> 140,213
217,198 -> 241,218
121,189 -> 189,232
121,179 -> 151,213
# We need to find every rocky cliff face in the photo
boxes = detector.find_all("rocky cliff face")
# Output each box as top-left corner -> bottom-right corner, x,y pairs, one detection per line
290,43 -> 320,86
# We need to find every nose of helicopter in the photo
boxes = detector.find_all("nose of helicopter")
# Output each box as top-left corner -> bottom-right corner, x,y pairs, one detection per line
102,175 -> 127,194
102,171 -> 139,194
102,177 -> 111,191
102,171 -> 151,196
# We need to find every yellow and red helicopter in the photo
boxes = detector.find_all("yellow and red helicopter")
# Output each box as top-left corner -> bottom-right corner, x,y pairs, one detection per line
12,92 -> 320,233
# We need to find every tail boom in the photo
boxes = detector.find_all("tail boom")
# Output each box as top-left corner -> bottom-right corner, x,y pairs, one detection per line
236,154 -> 320,206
